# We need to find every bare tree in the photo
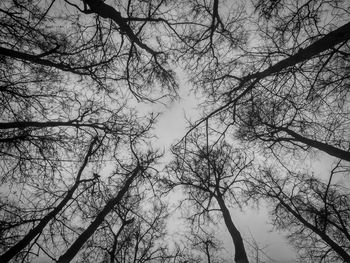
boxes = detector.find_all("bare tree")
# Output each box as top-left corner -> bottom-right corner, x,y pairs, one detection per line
57,149 -> 162,263
0,1 -> 181,261
185,228 -> 226,263
0,137 -> 100,262
164,132 -> 253,263
179,0 -> 350,164
0,0 -> 183,187
174,2 -> 350,260
247,162 -> 350,262
1,0 -> 350,262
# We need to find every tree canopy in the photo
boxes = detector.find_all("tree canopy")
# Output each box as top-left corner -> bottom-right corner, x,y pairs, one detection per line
1,0 -> 349,262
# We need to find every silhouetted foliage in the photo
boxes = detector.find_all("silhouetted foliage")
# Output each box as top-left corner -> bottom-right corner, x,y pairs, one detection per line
1,0 -> 350,262
164,132 -> 253,263
0,0 -> 177,262
175,0 -> 350,262
246,161 -> 350,262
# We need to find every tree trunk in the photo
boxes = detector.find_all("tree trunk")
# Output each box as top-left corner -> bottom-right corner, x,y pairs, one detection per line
0,121 -> 99,130
0,46 -> 84,75
0,138 -> 97,263
57,165 -> 142,263
83,0 -> 157,55
278,126 -> 350,162
201,21 -> 350,128
250,21 -> 350,80
215,193 -> 249,263
277,196 -> 350,262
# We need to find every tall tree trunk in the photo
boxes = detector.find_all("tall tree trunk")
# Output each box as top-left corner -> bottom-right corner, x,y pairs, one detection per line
215,193 -> 249,263
0,121 -> 101,130
276,195 -> 350,262
57,165 -> 142,263
276,125 -> 350,162
198,21 -> 350,127
0,138 -> 98,263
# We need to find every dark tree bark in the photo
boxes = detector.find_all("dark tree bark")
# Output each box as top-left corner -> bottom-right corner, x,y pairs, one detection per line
57,164 -> 143,263
0,46 -> 91,75
249,167 -> 350,262
0,120 -> 115,134
189,21 -> 350,130
166,137 -> 251,263
274,195 -> 350,262
248,21 -> 350,80
215,193 -> 249,263
83,0 -> 158,56
268,124 -> 350,162
0,138 -> 98,263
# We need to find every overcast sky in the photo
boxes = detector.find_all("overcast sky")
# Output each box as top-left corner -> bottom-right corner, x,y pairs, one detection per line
136,70 -> 299,263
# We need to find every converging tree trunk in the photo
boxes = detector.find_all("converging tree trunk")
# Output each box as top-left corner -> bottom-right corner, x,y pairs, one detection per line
276,195 -> 350,262
57,164 -> 143,263
215,193 -> 249,263
0,138 -> 98,263
277,126 -> 350,162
